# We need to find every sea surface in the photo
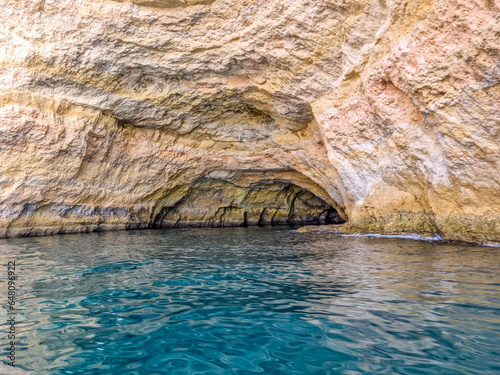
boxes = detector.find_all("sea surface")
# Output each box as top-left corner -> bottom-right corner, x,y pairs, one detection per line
0,227 -> 499,374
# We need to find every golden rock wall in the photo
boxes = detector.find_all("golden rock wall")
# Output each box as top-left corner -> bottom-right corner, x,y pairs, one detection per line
0,0 -> 499,242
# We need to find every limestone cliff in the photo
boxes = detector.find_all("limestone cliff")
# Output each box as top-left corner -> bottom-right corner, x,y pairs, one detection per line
0,0 -> 499,243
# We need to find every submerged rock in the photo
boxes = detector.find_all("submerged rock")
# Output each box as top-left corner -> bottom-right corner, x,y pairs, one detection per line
0,0 -> 499,243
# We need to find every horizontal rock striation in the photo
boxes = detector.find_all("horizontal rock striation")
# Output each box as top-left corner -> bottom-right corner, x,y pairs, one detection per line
0,0 -> 499,243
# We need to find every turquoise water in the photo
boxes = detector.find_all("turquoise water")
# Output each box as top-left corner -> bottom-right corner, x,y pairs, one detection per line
1,227 -> 499,374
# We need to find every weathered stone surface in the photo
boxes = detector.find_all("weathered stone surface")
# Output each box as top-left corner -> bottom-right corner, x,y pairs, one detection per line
0,0 -> 499,243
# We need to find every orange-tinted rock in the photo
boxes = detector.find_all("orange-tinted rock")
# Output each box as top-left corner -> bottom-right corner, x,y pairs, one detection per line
0,0 -> 499,243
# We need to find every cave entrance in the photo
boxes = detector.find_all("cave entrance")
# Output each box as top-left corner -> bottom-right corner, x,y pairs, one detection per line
151,178 -> 346,229
260,185 -> 346,227
315,208 -> 346,226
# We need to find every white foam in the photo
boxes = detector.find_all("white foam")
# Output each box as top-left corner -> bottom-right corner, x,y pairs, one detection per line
294,227 -> 500,247
338,232 -> 444,242
478,242 -> 500,248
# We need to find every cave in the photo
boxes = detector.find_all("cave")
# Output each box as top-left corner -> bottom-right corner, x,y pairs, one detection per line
151,178 -> 345,229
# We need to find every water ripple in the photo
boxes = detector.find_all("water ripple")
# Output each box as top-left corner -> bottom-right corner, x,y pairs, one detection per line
0,228 -> 499,374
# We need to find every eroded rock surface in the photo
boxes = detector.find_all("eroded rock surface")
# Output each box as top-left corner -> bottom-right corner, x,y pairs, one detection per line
0,0 -> 499,242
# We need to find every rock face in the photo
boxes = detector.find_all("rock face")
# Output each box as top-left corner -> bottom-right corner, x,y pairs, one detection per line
0,0 -> 499,243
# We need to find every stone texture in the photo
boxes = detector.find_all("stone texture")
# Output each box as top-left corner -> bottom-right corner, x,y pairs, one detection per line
0,0 -> 499,243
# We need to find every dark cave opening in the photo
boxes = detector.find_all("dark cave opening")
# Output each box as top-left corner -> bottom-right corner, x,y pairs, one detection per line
150,179 -> 346,229
318,208 -> 347,226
